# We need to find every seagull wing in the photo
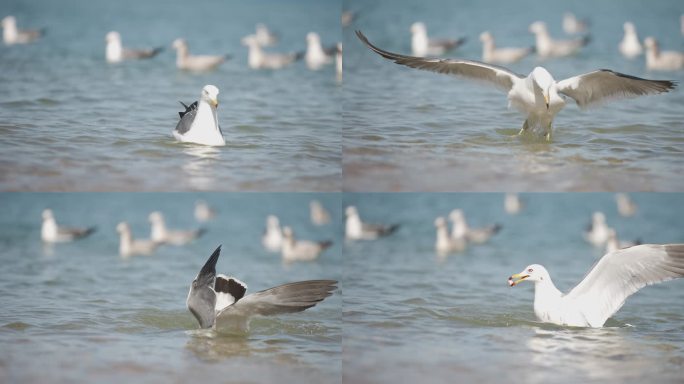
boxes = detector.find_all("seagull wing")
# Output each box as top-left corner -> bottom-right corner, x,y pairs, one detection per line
356,30 -> 522,92
557,69 -> 676,109
175,101 -> 198,134
564,244 -> 684,327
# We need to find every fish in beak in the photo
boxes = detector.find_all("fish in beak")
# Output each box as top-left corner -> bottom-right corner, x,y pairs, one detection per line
508,273 -> 529,287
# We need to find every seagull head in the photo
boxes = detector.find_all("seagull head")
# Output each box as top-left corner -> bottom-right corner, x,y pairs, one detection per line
448,209 -> 464,222
410,22 -> 426,35
116,222 -> 129,234
434,217 -> 447,228
1,16 -> 16,28
531,67 -> 554,109
266,215 -> 280,228
592,211 -> 606,225
187,246 -> 221,329
171,38 -> 187,51
479,31 -> 493,43
623,22 -> 636,34
643,37 -> 657,50
528,21 -> 547,35
345,206 -> 358,217
282,226 -> 294,239
201,85 -> 219,108
509,264 -> 549,286
42,209 -> 54,220
148,211 -> 163,224
105,31 -> 120,43
241,34 -> 258,47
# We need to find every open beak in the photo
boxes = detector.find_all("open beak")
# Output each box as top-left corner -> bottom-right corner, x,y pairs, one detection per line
544,94 -> 549,110
508,273 -> 529,287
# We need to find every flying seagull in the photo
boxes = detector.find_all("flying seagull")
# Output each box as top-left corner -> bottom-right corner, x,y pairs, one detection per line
186,245 -> 337,331
41,209 -> 95,243
508,244 -> 684,327
173,85 -> 225,146
355,30 -> 676,140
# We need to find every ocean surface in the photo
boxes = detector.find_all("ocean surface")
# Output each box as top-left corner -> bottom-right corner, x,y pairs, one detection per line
0,193 -> 342,384
0,0 -> 341,191
342,193 -> 684,383
343,0 -> 684,192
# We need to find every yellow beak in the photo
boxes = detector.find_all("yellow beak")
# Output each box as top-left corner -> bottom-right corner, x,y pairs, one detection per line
209,98 -> 219,108
508,273 -> 529,287
544,94 -> 549,109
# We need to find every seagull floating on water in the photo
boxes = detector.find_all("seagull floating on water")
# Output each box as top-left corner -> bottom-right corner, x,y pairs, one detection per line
281,226 -> 332,262
584,212 -> 611,247
310,200 -> 330,226
435,217 -> 466,255
149,211 -> 205,246
172,38 -> 228,72
529,21 -> 589,58
345,206 -> 400,240
508,244 -> 684,327
116,222 -> 158,257
562,12 -> 589,35
644,37 -> 684,71
605,228 -> 641,254
173,85 -> 225,146
615,193 -> 637,217
194,200 -> 216,222
479,31 -> 533,64
448,209 -> 501,244
305,32 -> 335,70
410,22 -> 465,57
186,245 -> 337,331
252,23 -> 279,47
242,34 -> 301,69
262,215 -> 283,252
504,193 -> 523,215
1,16 -> 43,45
356,30 -> 676,140
41,209 -> 95,243
105,31 -> 162,63
618,22 -> 643,59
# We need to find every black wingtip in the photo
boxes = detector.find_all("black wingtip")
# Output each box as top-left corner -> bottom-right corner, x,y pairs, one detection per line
199,245 -> 221,276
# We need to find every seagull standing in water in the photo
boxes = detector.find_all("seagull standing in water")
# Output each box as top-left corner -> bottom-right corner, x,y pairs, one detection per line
173,85 -> 225,146
186,246 -> 337,331
356,31 -> 675,140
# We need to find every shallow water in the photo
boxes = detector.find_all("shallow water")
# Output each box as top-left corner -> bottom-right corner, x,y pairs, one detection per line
342,193 -> 684,383
0,0 -> 341,191
0,193 -> 342,383
343,0 -> 684,191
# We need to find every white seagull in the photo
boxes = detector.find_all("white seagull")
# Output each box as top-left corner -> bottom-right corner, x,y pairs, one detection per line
105,31 -> 162,63
148,211 -> 205,246
310,200 -> 331,226
529,21 -> 589,59
615,193 -> 637,217
448,209 -> 501,244
644,37 -> 684,71
262,215 -> 283,252
479,31 -> 533,64
253,23 -> 279,47
305,32 -> 335,70
2,16 -> 43,45
194,200 -> 216,222
345,206 -> 399,240
242,34 -> 301,70
116,222 -> 159,257
504,193 -> 523,215
618,22 -> 643,59
172,38 -> 228,72
605,228 -> 640,254
508,244 -> 684,327
41,209 -> 96,243
356,31 -> 676,140
186,246 -> 337,331
562,12 -> 589,35
173,85 -> 225,146
281,226 -> 332,262
410,22 -> 465,57
584,212 -> 611,247
435,217 -> 466,255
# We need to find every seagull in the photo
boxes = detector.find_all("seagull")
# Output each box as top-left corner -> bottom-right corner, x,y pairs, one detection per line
584,212 -> 611,247
410,22 -> 465,57
336,42 -> 343,82
148,211 -> 205,246
479,31 -> 533,64
435,217 -> 466,255
242,34 -> 302,69
1,16 -> 44,45
194,200 -> 216,222
605,229 -> 641,254
345,206 -> 399,240
504,193 -> 523,215
186,245 -> 337,331
116,222 -> 158,257
281,226 -> 332,262
173,85 -> 226,146
341,10 -> 358,28
305,32 -> 335,70
448,209 -> 501,244
310,200 -> 330,226
356,30 -> 676,140
643,37 -> 684,71
262,215 -> 283,252
618,22 -> 643,59
172,38 -> 228,72
253,23 -> 279,47
562,12 -> 589,35
41,209 -> 95,243
529,21 -> 589,58
508,244 -> 684,327
105,31 -> 162,63
615,193 -> 637,217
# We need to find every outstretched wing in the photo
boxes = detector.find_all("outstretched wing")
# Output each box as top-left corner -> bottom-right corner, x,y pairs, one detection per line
356,30 -> 522,92
214,274 -> 248,311
565,244 -> 684,327
557,69 -> 676,109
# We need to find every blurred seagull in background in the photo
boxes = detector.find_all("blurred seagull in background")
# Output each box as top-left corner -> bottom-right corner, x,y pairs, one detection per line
305,32 -> 335,70
435,216 -> 466,255
310,200 -> 331,226
562,12 -> 589,35
479,31 -> 533,64
504,193 -> 523,215
253,23 -> 279,47
41,209 -> 96,243
186,245 -> 337,331
262,215 -> 283,252
2,16 -> 44,45
584,212 -> 612,247
194,200 -> 216,222
148,211 -> 205,246
448,209 -> 501,244
281,226 -> 332,262
615,193 -> 637,217
529,21 -> 590,58
105,31 -> 162,63
242,34 -> 302,69
356,30 -> 676,140
345,206 -> 400,240
644,37 -> 684,71
116,222 -> 158,257
605,228 -> 641,254
172,38 -> 228,72
410,22 -> 465,57
618,22 -> 643,59
173,85 -> 225,146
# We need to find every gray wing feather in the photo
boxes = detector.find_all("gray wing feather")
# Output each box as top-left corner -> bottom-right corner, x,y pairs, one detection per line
175,101 -> 197,135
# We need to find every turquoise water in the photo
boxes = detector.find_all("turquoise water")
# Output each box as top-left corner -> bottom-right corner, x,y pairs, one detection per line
0,193 -> 342,383
0,0 -> 341,191
343,0 -> 684,191
342,193 -> 684,383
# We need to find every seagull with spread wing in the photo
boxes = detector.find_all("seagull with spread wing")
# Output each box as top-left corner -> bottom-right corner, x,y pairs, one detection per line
356,31 -> 676,140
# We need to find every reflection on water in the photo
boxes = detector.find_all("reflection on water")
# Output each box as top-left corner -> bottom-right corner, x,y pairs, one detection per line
185,331 -> 254,361
181,146 -> 222,190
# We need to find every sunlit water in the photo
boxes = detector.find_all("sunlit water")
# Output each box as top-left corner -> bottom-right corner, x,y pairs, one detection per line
0,193 -> 342,383
342,193 -> 684,383
343,0 -> 684,191
0,0 -> 341,191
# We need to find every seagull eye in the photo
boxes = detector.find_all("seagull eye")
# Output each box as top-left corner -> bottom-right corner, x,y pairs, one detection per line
527,268 -> 534,273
